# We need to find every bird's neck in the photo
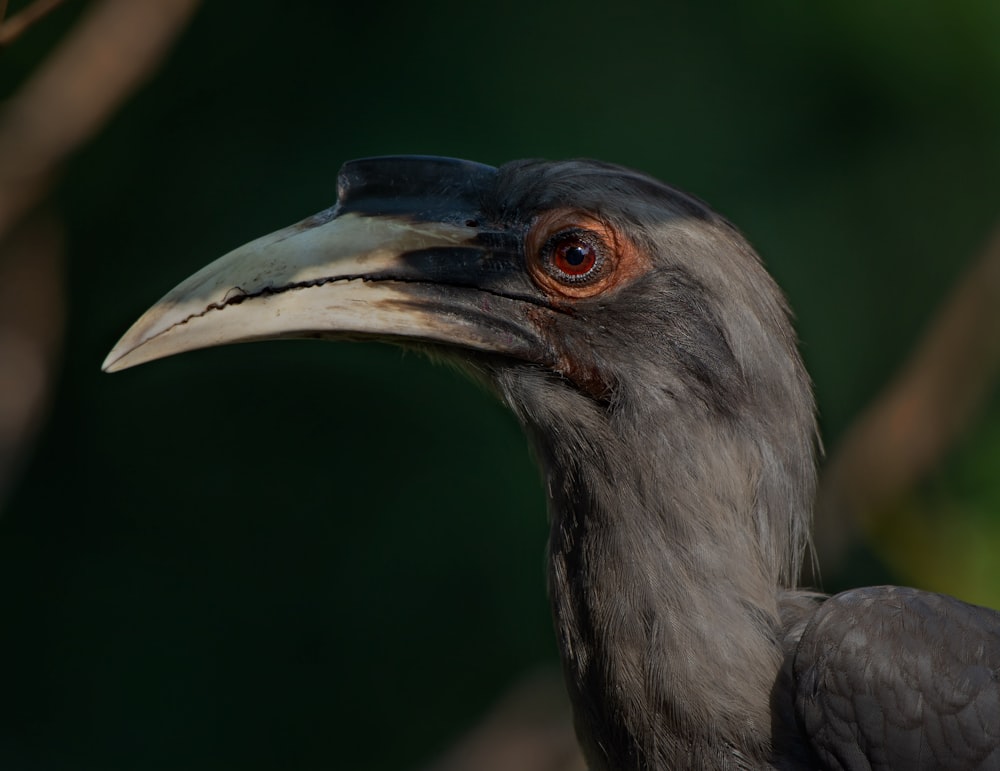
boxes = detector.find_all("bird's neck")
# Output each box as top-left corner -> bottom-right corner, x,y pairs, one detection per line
512,381 -> 803,770
550,492 -> 783,769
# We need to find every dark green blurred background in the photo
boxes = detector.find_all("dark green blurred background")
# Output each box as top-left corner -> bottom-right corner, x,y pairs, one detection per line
3,1 -> 1000,768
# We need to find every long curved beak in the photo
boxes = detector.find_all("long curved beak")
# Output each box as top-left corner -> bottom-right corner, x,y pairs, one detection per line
102,156 -> 548,373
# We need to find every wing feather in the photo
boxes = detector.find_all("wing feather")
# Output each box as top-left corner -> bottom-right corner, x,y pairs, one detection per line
793,586 -> 1000,770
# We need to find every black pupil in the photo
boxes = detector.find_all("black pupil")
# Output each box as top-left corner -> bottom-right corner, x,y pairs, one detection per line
564,244 -> 588,266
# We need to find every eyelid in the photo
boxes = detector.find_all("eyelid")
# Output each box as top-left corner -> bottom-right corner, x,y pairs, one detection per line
544,226 -> 589,244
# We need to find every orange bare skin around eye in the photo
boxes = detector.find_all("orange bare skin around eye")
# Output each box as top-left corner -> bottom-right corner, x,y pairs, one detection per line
525,208 -> 652,301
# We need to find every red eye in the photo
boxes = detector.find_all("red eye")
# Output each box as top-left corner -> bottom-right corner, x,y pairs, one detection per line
526,209 -> 644,300
554,238 -> 597,275
544,229 -> 606,284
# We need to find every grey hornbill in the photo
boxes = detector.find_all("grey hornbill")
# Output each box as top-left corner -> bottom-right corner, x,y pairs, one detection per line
104,156 -> 1000,770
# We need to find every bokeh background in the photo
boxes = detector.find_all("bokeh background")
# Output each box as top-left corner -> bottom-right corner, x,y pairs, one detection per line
2,1 -> 1000,769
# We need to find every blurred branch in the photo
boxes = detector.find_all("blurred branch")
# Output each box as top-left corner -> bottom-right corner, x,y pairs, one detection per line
0,208 -> 63,503
815,222 -> 1000,571
0,0 -> 201,241
0,0 -> 200,509
0,0 -> 65,46
420,669 -> 585,771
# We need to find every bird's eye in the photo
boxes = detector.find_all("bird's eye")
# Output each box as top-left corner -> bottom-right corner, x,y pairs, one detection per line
526,209 -> 644,300
542,229 -> 607,285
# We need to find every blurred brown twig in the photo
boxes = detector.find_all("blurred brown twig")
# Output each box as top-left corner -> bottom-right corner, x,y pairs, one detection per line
0,208 -> 63,502
0,0 -> 65,46
814,222 -> 1000,572
0,0 -> 202,241
0,0 -> 201,505
421,669 -> 585,771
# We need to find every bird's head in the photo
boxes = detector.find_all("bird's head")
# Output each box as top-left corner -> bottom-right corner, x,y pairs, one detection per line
104,155 -> 817,584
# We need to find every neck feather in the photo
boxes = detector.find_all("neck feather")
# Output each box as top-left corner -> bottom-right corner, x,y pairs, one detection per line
497,367 -> 815,770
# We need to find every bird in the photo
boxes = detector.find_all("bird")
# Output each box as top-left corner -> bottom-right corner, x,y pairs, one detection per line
103,155 -> 1000,770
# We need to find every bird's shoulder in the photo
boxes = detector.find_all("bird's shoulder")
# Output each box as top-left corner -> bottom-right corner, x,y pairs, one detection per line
791,585 -> 1000,770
